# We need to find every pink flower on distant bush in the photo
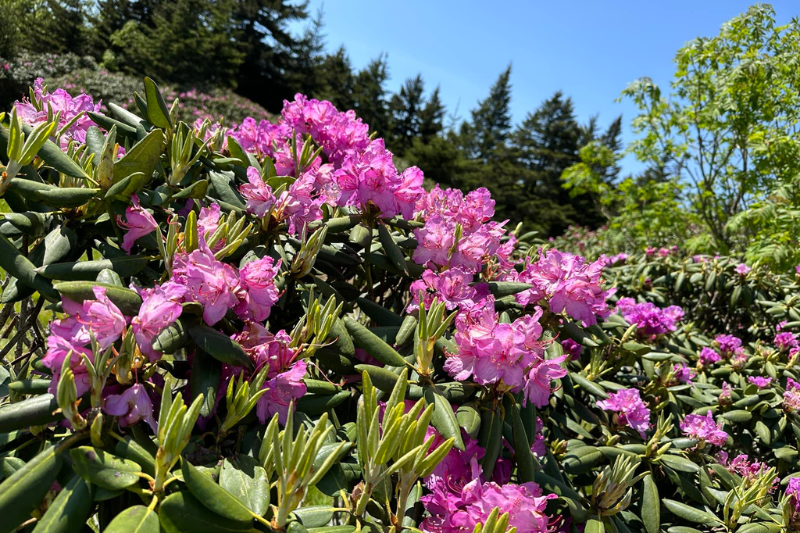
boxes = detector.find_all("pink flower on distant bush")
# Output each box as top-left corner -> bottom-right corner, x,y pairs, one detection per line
699,347 -> 721,366
616,298 -> 683,339
561,338 -> 583,360
131,282 -> 185,361
714,335 -> 743,358
748,376 -> 772,388
784,379 -> 800,413
680,411 -> 728,447
117,194 -> 158,253
104,384 -> 157,432
673,363 -> 695,384
515,249 -> 613,326
719,382 -> 732,405
735,263 -> 751,275
596,388 -> 651,437
775,331 -> 799,352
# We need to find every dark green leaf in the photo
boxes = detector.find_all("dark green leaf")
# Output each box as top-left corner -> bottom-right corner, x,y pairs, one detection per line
181,460 -> 253,525
159,491 -> 252,533
103,505 -> 160,533
344,317 -> 406,367
0,444 -> 63,533
188,324 -> 253,370
32,474 -> 92,533
70,446 -> 141,490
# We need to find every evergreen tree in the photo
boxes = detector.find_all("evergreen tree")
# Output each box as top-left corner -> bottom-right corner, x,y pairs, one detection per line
352,54 -> 390,136
312,46 -> 355,111
388,74 -> 425,155
464,64 -> 512,161
231,0 -> 315,111
418,86 -> 445,144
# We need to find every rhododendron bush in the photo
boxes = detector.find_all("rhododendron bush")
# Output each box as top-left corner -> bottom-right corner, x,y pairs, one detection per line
1,79 -> 800,533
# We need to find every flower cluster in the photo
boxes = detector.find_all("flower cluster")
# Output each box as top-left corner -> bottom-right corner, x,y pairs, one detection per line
596,388 -> 651,437
615,298 -> 683,340
784,378 -> 800,412
14,77 -> 101,149
513,249 -> 614,326
445,306 -> 567,406
680,411 -> 728,447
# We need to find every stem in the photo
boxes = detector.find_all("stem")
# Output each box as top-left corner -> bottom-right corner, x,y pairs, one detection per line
354,481 -> 373,517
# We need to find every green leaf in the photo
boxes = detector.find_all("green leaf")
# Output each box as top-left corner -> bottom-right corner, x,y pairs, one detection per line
188,324 -> 253,370
660,454 -> 700,473
354,364 -> 399,392
54,281 -> 142,315
478,406 -> 503,478
32,474 -> 92,533
721,410 -> 752,423
21,125 -> 88,178
191,350 -> 222,418
585,518 -> 605,533
662,499 -> 720,524
115,436 -> 156,477
152,319 -> 188,353
0,234 -> 59,300
219,458 -> 270,517
424,382 -> 465,451
143,77 -> 172,129
159,491 -> 253,533
103,505 -> 160,533
70,446 -> 141,490
642,475 -> 660,533
344,317 -> 406,367
570,372 -> 608,399
113,129 -> 164,183
32,187 -> 98,207
377,224 -> 407,274
7,379 -> 50,394
355,297 -> 404,327
0,393 -> 62,433
296,391 -> 350,416
38,255 -> 150,281
293,506 -> 338,527
456,402 -> 481,439
87,112 -> 138,139
509,401 -> 536,482
181,460 -> 254,525
485,281 -> 533,297
105,172 -> 147,200
0,444 -> 63,533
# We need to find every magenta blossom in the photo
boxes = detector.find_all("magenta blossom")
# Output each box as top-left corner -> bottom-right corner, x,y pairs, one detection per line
775,331 -> 799,352
784,378 -> 800,413
680,411 -> 728,447
241,167 -> 277,218
14,77 -> 101,149
407,267 -> 479,312
117,194 -> 158,253
735,263 -> 751,275
561,338 -> 583,360
596,388 -> 651,437
714,335 -> 743,358
172,243 -> 240,326
515,249 -> 614,326
523,354 -> 568,408
672,363 -> 695,384
699,347 -> 721,366
234,256 -> 282,322
104,384 -> 157,432
747,376 -> 772,388
54,286 -> 127,350
132,282 -> 185,361
616,298 -> 683,339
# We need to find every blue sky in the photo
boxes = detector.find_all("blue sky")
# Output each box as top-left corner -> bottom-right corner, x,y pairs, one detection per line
297,1 -> 799,174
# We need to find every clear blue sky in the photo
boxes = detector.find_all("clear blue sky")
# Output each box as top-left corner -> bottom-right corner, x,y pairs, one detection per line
296,1 -> 799,175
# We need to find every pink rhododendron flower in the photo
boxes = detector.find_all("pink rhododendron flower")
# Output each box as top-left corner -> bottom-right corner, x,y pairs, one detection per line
787,476 -> 800,515
616,298 -> 683,339
234,256 -> 282,322
412,215 -> 456,268
420,479 -> 555,533
699,347 -> 721,366
14,78 -> 101,149
524,354 -> 568,407
719,382 -> 732,406
241,167 -> 277,218
197,203 -> 221,242
561,338 -> 583,360
680,411 -> 728,447
54,286 -> 127,350
104,384 -> 157,432
131,282 -> 185,361
407,267 -> 479,312
672,363 -> 695,384
172,243 -> 239,325
747,376 -> 772,388
117,194 -> 158,253
784,378 -> 800,413
735,263 -> 751,275
775,331 -> 799,352
515,249 -> 613,326
596,388 -> 651,437
714,335 -> 744,359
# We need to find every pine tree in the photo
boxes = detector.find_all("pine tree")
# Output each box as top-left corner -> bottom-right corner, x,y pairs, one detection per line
466,64 -> 512,161
388,74 -> 425,155
352,54 -> 390,136
313,46 -> 355,111
418,86 -> 445,144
